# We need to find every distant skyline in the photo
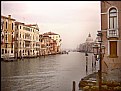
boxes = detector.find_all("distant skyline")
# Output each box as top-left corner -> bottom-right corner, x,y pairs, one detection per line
1,1 -> 101,49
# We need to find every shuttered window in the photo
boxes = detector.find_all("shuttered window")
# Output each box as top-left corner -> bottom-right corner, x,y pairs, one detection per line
109,41 -> 117,57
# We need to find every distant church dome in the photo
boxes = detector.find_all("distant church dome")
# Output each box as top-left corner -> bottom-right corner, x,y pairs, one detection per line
86,33 -> 93,43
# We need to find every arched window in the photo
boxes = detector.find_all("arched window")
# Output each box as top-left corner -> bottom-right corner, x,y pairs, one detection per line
109,8 -> 117,29
6,22 -> 8,29
20,42 -> 21,47
12,23 -> 14,30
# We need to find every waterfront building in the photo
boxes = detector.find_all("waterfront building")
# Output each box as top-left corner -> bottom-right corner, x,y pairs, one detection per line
25,24 -> 40,57
78,33 -> 94,53
49,38 -> 58,54
39,34 -> 58,55
1,15 -> 15,59
43,32 -> 62,53
15,22 -> 40,58
14,21 -> 24,58
40,35 -> 51,55
101,1 -> 121,79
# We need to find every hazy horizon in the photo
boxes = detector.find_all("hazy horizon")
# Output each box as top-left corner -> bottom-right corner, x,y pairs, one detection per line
1,1 -> 101,49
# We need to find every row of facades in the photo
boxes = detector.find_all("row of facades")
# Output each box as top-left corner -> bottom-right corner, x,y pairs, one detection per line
1,15 -> 62,59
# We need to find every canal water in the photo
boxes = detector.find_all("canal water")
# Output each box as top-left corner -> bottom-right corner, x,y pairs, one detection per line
1,52 -> 98,91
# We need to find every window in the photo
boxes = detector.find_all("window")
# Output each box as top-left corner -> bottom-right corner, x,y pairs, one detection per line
6,34 -> 7,41
20,33 -> 21,38
11,43 -> 13,48
17,25 -> 18,29
20,42 -> 21,47
6,22 -> 7,29
33,50 -> 34,54
12,23 -> 13,30
23,34 -> 24,39
16,34 -> 18,38
2,49 -> 4,54
5,49 -> 7,53
12,32 -> 13,42
20,26 -> 21,29
109,41 -> 117,57
109,8 -> 117,29
5,44 -> 7,48
23,42 -> 24,47
11,50 -> 13,53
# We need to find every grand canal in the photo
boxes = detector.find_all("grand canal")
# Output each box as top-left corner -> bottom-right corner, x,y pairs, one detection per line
1,52 -> 98,91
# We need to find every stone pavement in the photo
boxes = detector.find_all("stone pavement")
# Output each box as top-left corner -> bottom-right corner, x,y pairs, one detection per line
78,69 -> 121,91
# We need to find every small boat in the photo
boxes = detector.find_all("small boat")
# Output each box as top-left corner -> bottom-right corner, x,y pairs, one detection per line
3,57 -> 17,62
61,51 -> 69,54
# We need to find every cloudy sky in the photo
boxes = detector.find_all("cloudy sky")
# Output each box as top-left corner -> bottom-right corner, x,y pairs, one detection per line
1,1 -> 101,50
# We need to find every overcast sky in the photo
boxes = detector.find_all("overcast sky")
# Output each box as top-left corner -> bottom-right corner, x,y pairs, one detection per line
1,1 -> 101,50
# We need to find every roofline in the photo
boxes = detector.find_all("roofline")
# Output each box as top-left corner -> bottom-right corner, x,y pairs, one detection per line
43,32 -> 59,35
1,15 -> 16,21
15,21 -> 24,25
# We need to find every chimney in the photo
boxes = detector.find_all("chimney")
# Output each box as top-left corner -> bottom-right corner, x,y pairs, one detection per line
8,15 -> 11,18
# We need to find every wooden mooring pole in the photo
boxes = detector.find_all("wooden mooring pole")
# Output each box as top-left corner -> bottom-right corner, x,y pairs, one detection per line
72,81 -> 76,91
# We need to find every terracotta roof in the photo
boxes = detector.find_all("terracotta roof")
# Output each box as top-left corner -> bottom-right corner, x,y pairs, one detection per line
25,24 -> 39,30
43,32 -> 58,35
15,21 -> 24,25
25,24 -> 37,27
43,35 -> 50,37
39,34 -> 43,36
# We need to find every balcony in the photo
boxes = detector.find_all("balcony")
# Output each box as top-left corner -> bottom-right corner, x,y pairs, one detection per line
24,38 -> 32,41
107,29 -> 119,38
25,42 -> 31,48
25,46 -> 31,48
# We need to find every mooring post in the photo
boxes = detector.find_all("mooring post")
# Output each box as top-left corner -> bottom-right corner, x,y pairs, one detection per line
95,56 -> 96,72
72,81 -> 76,91
92,55 -> 93,72
86,56 -> 88,75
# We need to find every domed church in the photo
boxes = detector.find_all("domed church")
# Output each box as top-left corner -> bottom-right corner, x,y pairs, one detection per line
78,33 -> 94,53
86,33 -> 93,43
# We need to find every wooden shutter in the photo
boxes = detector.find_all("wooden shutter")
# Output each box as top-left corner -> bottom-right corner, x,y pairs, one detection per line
110,41 -> 117,57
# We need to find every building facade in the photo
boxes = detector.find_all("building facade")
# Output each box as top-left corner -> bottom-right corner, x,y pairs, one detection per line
39,34 -> 58,56
15,22 -> 40,58
25,24 -> 40,57
1,15 -> 15,59
101,1 -> 121,80
78,33 -> 94,53
1,15 -> 61,60
43,32 -> 62,53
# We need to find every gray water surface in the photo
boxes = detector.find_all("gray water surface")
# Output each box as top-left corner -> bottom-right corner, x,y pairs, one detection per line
1,52 -> 96,91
